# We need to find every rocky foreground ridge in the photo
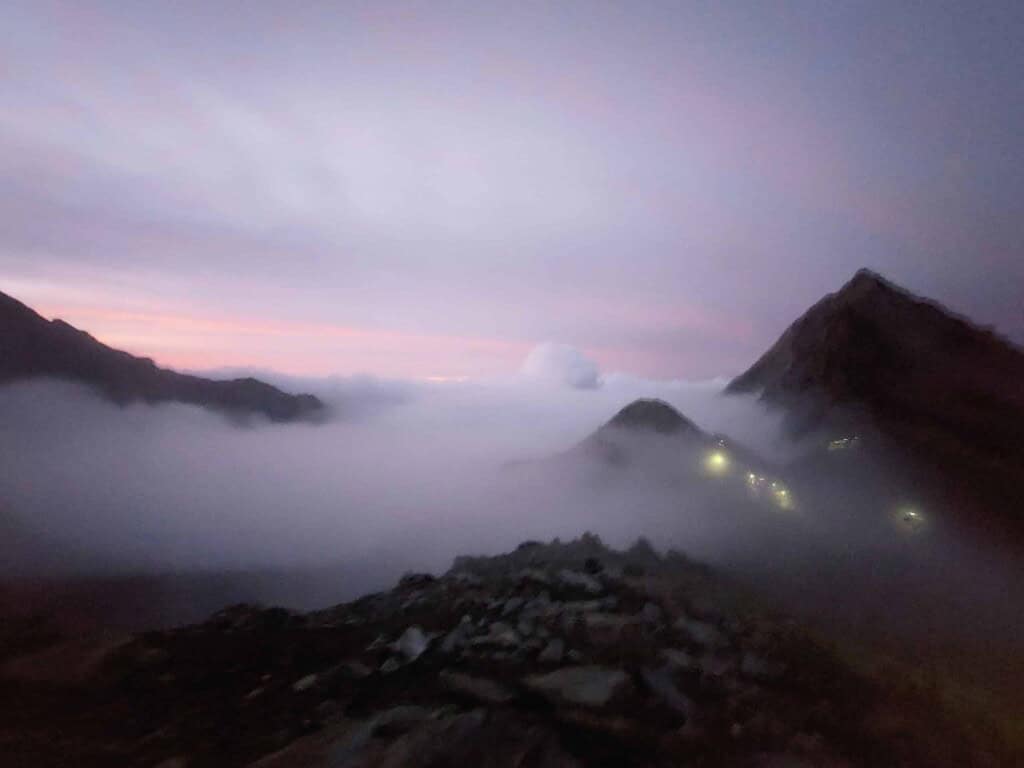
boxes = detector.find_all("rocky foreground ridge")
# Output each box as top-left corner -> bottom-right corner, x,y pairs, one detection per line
1,537 -> 1012,767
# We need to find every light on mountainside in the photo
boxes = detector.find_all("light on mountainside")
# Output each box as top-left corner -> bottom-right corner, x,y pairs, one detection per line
828,436 -> 860,451
772,485 -> 794,511
704,450 -> 730,475
894,506 -> 927,534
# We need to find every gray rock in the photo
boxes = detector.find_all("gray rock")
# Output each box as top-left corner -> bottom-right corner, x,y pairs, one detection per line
394,626 -> 430,661
380,657 -> 401,674
675,615 -> 727,648
517,568 -> 551,585
439,615 -> 475,654
337,660 -> 373,680
660,648 -> 696,670
696,652 -> 735,677
371,705 -> 434,737
523,665 -> 631,707
583,612 -> 640,646
558,569 -> 604,594
640,665 -> 695,717
740,652 -> 787,681
537,637 -> 564,664
562,597 -> 617,614
472,621 -> 519,648
292,673 -> 318,692
521,593 -> 560,619
440,627 -> 469,655
501,597 -> 525,616
367,709 -> 580,768
316,699 -> 341,721
641,602 -> 663,623
447,571 -> 481,586
439,670 -> 515,704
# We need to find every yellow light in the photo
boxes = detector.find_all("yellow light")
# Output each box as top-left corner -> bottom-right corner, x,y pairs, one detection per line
772,486 -> 794,510
704,450 -> 730,475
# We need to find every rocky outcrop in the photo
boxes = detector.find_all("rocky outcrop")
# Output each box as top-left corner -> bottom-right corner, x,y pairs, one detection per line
1,535 -> 1009,767
0,290 -> 324,422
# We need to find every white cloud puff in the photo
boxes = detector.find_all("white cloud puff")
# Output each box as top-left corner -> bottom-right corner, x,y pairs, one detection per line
520,342 -> 602,390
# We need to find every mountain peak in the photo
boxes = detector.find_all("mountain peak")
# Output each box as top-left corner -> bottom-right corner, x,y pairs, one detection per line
725,269 -> 991,402
605,399 -> 698,435
726,268 -> 1024,473
842,268 -> 895,295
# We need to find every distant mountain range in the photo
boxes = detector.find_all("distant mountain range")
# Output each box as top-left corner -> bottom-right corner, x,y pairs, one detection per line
728,268 -> 1024,533
0,291 -> 324,422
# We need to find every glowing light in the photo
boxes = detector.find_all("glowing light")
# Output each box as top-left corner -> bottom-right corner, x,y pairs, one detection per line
704,450 -> 730,475
828,436 -> 860,451
771,484 -> 794,510
895,506 -> 926,533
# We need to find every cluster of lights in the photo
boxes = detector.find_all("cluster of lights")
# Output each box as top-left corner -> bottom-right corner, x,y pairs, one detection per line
742,472 -> 794,510
827,435 -> 860,452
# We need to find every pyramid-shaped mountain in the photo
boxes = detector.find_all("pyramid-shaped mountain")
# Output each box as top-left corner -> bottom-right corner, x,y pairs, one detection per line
728,269 -> 1024,443
602,398 -> 701,435
728,269 -> 1024,530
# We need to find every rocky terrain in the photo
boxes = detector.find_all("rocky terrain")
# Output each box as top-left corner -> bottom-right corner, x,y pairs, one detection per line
0,290 -> 324,423
1,536 -> 1013,768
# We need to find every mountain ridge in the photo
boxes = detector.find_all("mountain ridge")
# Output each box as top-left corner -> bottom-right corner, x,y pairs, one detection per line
0,290 -> 325,423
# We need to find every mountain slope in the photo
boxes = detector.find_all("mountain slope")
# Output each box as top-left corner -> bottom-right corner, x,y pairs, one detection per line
0,291 -> 324,422
575,398 -> 772,474
727,269 -> 1024,529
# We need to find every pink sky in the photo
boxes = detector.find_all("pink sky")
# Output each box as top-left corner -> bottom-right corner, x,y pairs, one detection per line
2,2 -> 1022,381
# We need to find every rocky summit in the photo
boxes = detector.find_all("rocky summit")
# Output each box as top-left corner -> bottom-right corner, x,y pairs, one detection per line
0,536 -> 1010,767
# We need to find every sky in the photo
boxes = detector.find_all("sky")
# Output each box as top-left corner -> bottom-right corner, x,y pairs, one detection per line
1,1 -> 1022,380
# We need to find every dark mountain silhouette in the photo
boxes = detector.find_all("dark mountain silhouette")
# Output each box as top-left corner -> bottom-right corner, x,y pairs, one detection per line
728,269 -> 1024,531
0,290 -> 324,422
573,398 -> 708,467
602,398 -> 701,435
556,400 -> 782,507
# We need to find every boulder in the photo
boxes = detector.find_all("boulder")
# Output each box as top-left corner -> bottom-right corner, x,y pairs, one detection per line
640,666 -> 694,718
675,616 -> 727,648
523,666 -> 632,707
439,671 -> 516,705
292,673 -> 318,692
537,638 -> 565,664
558,570 -> 604,594
394,626 -> 430,661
